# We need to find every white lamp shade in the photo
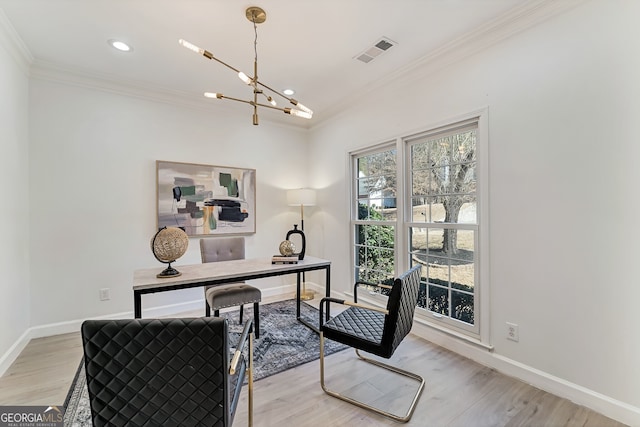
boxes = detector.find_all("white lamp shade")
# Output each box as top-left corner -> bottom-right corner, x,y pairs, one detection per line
287,188 -> 316,206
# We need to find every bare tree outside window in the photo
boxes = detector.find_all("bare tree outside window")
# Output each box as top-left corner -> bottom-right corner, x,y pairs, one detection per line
357,149 -> 397,220
352,121 -> 481,331
409,128 -> 477,325
411,130 -> 476,253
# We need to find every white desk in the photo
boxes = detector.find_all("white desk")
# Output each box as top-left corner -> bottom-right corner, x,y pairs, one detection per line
133,256 -> 331,332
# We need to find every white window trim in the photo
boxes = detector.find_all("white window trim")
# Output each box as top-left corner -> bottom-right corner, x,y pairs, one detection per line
405,109 -> 488,343
349,108 -> 490,346
350,141 -> 398,283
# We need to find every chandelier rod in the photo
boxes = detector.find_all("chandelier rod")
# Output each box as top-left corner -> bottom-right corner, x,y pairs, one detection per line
178,6 -> 313,124
204,93 -> 310,118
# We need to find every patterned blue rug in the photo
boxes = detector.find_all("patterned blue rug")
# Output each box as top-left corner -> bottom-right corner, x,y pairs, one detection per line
63,299 -> 348,426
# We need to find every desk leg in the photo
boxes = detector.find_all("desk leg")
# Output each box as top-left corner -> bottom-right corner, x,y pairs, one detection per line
325,265 -> 331,322
296,272 -> 301,319
297,270 -> 320,334
134,291 -> 142,319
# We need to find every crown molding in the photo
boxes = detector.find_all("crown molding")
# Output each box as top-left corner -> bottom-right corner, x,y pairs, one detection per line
30,59 -> 213,110
29,59 -> 308,130
0,8 -> 33,75
9,0 -> 585,132
311,0 -> 587,130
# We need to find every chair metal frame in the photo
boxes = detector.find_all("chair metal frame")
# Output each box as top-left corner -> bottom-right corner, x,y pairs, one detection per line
319,265 -> 425,423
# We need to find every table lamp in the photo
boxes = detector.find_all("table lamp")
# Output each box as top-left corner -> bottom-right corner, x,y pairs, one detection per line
287,188 -> 316,300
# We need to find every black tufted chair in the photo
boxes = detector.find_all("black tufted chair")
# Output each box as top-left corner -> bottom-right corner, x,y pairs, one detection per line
319,265 -> 425,422
81,317 -> 253,427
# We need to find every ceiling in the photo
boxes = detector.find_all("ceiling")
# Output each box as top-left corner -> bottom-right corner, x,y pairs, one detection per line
0,0 -> 536,127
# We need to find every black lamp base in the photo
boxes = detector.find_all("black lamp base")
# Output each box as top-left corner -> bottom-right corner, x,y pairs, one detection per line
157,263 -> 181,278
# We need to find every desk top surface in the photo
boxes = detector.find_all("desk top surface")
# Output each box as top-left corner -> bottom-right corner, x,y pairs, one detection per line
133,256 -> 331,291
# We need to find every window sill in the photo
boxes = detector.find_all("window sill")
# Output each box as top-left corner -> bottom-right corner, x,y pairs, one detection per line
413,314 -> 494,352
347,291 -> 493,352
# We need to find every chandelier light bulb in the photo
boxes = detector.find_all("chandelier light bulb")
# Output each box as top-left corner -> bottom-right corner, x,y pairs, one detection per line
286,109 -> 312,119
296,102 -> 313,115
179,7 -> 312,124
238,72 -> 252,85
290,99 -> 313,116
178,39 -> 204,55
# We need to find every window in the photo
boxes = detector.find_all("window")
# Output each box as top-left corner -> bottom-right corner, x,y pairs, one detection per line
352,146 -> 397,284
351,114 -> 486,340
406,120 -> 478,334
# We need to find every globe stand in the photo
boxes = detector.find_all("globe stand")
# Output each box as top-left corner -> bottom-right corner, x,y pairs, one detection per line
157,262 -> 182,278
151,226 -> 189,279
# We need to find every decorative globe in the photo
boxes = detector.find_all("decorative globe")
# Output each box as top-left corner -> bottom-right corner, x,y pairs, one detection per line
151,227 -> 189,278
279,240 -> 296,256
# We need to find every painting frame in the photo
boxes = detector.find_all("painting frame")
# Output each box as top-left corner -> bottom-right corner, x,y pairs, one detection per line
156,160 -> 256,237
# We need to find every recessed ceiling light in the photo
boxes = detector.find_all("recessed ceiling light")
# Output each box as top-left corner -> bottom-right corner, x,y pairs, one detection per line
108,39 -> 132,52
283,89 -> 295,96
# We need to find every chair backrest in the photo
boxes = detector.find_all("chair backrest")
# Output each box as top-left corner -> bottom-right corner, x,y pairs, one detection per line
200,237 -> 245,263
380,264 -> 422,358
81,317 -> 242,427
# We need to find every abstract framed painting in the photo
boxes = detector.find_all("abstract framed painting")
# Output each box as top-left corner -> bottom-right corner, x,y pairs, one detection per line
156,160 -> 256,236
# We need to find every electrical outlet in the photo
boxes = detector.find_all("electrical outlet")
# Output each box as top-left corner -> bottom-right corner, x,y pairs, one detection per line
506,322 -> 519,342
99,288 -> 110,301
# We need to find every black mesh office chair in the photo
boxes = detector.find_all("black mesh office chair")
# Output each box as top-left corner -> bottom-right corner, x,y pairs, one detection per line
81,317 -> 253,427
319,265 -> 425,422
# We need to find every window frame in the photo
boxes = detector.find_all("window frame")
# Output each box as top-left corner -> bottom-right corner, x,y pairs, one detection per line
349,109 -> 489,344
404,119 -> 480,336
350,142 -> 399,284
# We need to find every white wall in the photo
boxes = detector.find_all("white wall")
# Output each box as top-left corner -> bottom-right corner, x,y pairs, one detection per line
309,0 -> 640,422
0,26 -> 30,365
28,79 -> 309,325
3,0 -> 639,423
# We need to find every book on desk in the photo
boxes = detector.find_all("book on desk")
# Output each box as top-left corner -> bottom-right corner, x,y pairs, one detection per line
271,255 -> 299,264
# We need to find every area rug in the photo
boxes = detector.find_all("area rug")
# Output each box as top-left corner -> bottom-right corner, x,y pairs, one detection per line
63,299 -> 347,426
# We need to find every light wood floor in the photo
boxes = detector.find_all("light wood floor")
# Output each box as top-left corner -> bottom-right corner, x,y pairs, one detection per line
0,298 -> 627,426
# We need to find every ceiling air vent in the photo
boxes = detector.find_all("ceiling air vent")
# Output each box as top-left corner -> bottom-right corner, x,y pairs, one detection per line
355,37 -> 396,64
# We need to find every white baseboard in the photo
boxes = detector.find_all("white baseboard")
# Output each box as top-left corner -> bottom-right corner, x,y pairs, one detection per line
410,322 -> 640,426
0,329 -> 31,378
324,287 -> 640,425
2,282 -> 638,425
0,283 -> 296,378
296,285 -> 639,425
300,281 -> 326,298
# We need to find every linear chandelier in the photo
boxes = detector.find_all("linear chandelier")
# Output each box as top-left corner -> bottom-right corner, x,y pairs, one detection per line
179,6 -> 313,125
